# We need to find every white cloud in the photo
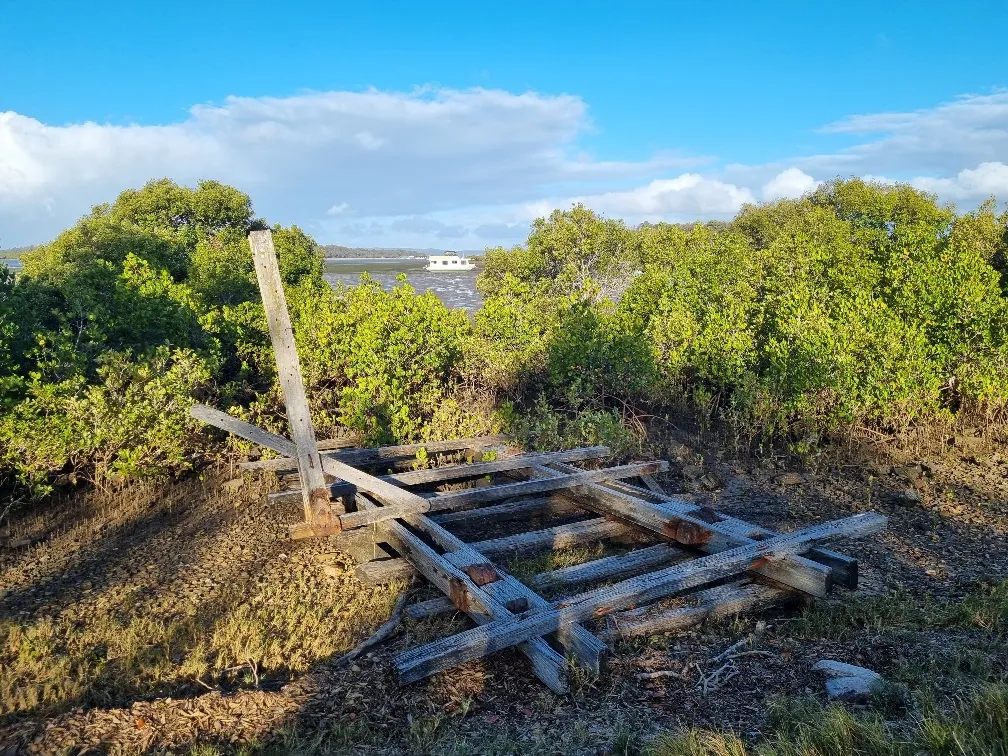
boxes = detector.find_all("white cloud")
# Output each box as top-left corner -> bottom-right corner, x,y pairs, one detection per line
0,87 -> 694,246
2,87 -> 1007,249
911,161 -> 1008,201
762,168 -> 817,200
804,91 -> 1008,178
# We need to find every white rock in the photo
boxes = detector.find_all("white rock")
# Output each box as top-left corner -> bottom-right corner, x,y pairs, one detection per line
825,675 -> 882,701
812,659 -> 882,682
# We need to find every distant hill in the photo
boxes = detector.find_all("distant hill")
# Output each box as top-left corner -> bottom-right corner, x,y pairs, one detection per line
0,246 -> 34,258
321,245 -> 481,259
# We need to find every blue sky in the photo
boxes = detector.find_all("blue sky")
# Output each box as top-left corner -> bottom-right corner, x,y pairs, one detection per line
2,0 -> 1007,247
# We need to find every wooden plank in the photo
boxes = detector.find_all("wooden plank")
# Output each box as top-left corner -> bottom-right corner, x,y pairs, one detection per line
381,447 -> 610,486
355,494 -> 607,682
429,496 -> 574,526
639,474 -> 666,495
407,544 -> 687,619
350,494 -> 571,693
239,435 -> 512,471
339,460 -> 670,530
537,464 -> 833,597
189,405 -> 433,537
269,482 -> 356,507
358,517 -> 635,584
270,448 -> 611,506
601,580 -> 790,639
600,478 -> 858,589
393,512 -> 887,684
452,518 -> 632,560
391,501 -> 608,676
249,230 -> 334,526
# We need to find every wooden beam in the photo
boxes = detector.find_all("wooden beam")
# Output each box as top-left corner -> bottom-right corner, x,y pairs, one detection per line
429,496 -> 574,526
339,460 -> 670,530
537,463 -> 834,596
393,512 -> 886,684
407,544 -> 687,619
601,580 -> 791,639
357,516 -> 636,584
381,447 -> 610,486
355,494 -> 606,684
249,229 -> 335,527
270,448 -> 612,506
239,435 -> 512,472
601,478 -> 858,589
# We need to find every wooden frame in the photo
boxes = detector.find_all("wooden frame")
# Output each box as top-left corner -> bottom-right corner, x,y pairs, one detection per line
188,229 -> 888,691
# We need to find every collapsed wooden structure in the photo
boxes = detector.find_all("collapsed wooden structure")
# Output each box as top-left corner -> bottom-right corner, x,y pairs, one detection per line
190,230 -> 887,693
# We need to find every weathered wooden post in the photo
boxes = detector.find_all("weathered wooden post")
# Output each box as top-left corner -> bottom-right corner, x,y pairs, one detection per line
248,229 -> 339,530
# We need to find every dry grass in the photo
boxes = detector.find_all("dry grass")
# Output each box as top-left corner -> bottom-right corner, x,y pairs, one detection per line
0,469 -> 406,719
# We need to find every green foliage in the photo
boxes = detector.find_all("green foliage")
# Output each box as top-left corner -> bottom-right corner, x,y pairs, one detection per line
288,274 -> 485,445
0,180 -> 322,496
2,176 -> 1006,498
479,182 -> 1008,439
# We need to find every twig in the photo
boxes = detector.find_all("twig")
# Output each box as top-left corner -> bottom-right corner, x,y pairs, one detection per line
333,592 -> 409,669
711,635 -> 752,663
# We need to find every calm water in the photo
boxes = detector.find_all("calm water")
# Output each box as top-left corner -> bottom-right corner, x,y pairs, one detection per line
324,258 -> 482,311
0,257 -> 482,310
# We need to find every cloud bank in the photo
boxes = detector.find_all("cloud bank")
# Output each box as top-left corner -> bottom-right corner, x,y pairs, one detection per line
1,88 -> 1007,248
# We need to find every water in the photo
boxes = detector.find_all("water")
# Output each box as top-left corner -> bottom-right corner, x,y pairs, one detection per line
324,258 -> 482,311
0,257 -> 482,310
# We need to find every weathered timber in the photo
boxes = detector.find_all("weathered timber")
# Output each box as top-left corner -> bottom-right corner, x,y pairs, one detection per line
394,504 -> 608,675
356,494 -> 607,680
189,404 -> 472,536
356,557 -> 416,585
601,478 -> 858,589
429,496 -> 574,526
382,447 -> 610,486
271,448 -> 611,506
269,482 -> 356,508
450,518 -> 632,560
639,474 -> 667,495
249,230 -> 335,526
357,516 -> 637,584
407,543 -> 688,619
350,494 -> 570,692
537,464 -> 833,596
340,460 -> 670,530
601,580 -> 790,639
239,435 -> 512,472
393,512 -> 887,684
317,437 -> 361,451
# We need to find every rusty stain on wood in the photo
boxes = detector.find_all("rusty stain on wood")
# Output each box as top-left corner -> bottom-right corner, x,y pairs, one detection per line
462,563 -> 501,586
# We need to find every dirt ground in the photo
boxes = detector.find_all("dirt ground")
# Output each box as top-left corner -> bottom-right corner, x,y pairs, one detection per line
1,431 -> 1006,754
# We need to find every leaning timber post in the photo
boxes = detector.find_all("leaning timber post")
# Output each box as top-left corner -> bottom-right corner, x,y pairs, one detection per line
248,229 -> 338,530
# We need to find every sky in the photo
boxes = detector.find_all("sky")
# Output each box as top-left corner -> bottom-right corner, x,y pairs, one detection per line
1,0 -> 1007,249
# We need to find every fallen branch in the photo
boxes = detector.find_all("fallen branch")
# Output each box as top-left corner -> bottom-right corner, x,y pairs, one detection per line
333,592 -> 409,669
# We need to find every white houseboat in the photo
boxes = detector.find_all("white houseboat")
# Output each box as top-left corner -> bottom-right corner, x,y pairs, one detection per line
425,252 -> 474,272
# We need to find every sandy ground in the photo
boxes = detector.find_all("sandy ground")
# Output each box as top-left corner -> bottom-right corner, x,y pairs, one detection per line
0,432 -> 1006,754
